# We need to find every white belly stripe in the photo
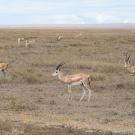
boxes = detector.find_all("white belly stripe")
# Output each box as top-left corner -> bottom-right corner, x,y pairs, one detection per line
71,80 -> 83,86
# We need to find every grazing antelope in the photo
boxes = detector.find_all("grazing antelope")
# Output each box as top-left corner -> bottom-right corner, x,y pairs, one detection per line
17,37 -> 36,47
124,52 -> 135,82
17,37 -> 25,44
57,35 -> 63,41
25,39 -> 35,48
0,63 -> 9,76
52,62 -> 92,102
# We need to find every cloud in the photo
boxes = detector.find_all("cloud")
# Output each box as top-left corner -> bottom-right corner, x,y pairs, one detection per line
95,13 -> 113,24
123,19 -> 129,24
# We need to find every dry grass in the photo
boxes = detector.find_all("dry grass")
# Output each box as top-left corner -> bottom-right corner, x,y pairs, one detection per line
0,28 -> 134,134
104,131 -> 133,135
0,28 -> 134,86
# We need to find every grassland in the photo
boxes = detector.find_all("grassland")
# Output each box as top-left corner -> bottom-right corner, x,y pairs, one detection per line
0,28 -> 134,134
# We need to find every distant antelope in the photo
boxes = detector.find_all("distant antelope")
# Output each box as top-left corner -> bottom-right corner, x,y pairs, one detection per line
0,63 -> 9,76
57,35 -> 63,41
25,39 -> 35,48
17,37 -> 25,44
124,52 -> 135,81
17,37 -> 36,47
52,62 -> 92,102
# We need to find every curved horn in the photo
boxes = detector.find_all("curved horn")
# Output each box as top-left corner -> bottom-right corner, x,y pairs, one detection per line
127,55 -> 130,61
56,62 -> 65,70
123,51 -> 130,62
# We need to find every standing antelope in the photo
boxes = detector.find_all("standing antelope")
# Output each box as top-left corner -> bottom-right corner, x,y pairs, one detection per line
17,38 -> 25,44
124,52 -> 135,82
25,39 -> 35,48
0,63 -> 9,76
17,37 -> 36,47
52,62 -> 92,102
57,35 -> 63,41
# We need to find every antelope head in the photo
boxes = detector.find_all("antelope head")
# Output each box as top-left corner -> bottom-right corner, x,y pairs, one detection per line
52,62 -> 65,76
124,52 -> 131,68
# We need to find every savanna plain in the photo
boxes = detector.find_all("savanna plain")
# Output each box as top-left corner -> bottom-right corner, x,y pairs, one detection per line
0,28 -> 135,135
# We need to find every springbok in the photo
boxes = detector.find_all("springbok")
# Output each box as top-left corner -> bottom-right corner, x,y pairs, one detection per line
124,52 -> 135,82
0,63 -> 9,76
52,62 -> 92,102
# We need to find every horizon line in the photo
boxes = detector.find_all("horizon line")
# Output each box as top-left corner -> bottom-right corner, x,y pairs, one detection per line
0,23 -> 135,29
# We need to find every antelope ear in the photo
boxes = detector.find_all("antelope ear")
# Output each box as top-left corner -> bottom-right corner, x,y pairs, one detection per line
61,62 -> 65,66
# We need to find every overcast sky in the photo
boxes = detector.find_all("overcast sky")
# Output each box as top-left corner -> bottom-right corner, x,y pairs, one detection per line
0,0 -> 135,25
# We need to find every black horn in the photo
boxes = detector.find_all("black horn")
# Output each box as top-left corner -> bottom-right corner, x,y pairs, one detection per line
56,62 -> 65,70
127,55 -> 130,61
125,52 -> 130,62
124,51 -> 130,62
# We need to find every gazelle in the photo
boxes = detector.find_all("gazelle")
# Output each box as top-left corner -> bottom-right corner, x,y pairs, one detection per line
124,52 -> 135,82
17,37 -> 36,47
25,39 -> 35,48
57,35 -> 63,41
17,38 -> 25,44
52,62 -> 92,102
0,63 -> 9,76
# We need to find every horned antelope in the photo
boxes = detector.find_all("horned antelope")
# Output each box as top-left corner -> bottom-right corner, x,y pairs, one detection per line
17,37 -> 25,44
124,52 -> 135,82
57,35 -> 63,41
0,63 -> 9,76
52,62 -> 92,102
17,37 -> 36,47
25,39 -> 35,48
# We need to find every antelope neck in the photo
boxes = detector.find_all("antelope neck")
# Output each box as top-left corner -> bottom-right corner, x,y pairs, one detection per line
58,71 -> 65,82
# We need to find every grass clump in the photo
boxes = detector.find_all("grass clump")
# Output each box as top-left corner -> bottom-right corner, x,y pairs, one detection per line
91,73 -> 106,81
105,131 -> 133,135
8,96 -> 37,111
17,68 -> 42,84
10,101 -> 37,111
0,72 -> 13,84
22,70 -> 40,83
0,77 -> 12,84
25,131 -> 43,135
98,64 -> 121,74
130,100 -> 135,115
